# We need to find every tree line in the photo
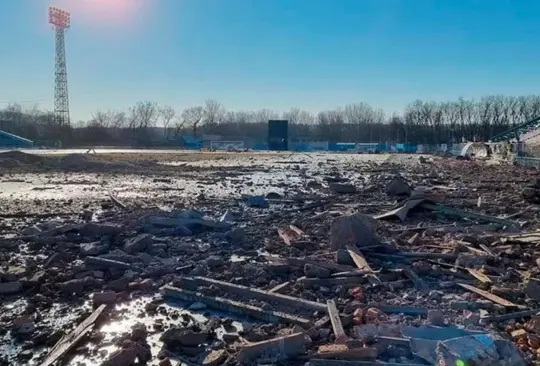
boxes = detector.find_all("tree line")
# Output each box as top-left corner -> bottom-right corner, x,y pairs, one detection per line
1,95 -> 540,147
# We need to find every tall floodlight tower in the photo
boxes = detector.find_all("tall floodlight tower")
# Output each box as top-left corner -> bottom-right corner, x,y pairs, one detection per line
48,7 -> 71,127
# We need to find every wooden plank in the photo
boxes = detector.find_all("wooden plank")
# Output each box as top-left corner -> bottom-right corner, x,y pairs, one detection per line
480,308 -> 540,323
289,225 -> 305,236
40,304 -> 107,366
314,345 -> 377,360
108,191 -> 127,210
162,286 -> 312,326
177,276 -> 327,313
278,228 -> 295,245
327,300 -> 346,344
459,242 -> 491,257
407,233 -> 420,245
402,268 -> 430,294
400,252 -> 458,261
300,277 -> 367,289
265,255 -> 354,273
478,244 -> 497,257
269,281 -> 292,294
305,316 -> 331,337
457,283 -> 519,308
467,268 -> 493,284
345,245 -> 373,272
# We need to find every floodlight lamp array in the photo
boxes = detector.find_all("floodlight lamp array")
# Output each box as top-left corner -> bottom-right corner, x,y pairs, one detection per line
48,7 -> 70,29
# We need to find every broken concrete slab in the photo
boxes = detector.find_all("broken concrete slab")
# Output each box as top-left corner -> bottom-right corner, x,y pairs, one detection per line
162,286 -> 312,326
0,281 -> 22,295
80,241 -> 109,256
124,234 -> 153,254
236,332 -> 305,364
305,264 -> 331,278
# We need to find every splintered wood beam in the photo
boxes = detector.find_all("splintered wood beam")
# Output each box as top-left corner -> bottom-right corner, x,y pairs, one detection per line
40,304 -> 107,366
345,245 -> 373,272
327,299 -> 346,344
458,283 -> 519,308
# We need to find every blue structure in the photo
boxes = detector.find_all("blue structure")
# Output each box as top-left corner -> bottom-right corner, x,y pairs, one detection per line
182,135 -> 202,149
0,130 -> 33,148
329,143 -> 357,152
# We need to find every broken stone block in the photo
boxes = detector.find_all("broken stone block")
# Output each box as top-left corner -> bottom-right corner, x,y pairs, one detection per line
124,234 -> 153,254
205,256 -> 224,268
427,310 -> 445,326
511,329 -> 528,341
203,349 -> 228,366
524,278 -> 540,300
159,359 -> 172,366
225,228 -> 246,243
0,281 -> 22,295
528,334 -> 540,349
364,308 -> 387,324
236,332 -> 305,364
92,291 -> 117,306
12,316 -> 35,336
526,316 -> 540,334
107,277 -> 130,291
102,344 -> 138,366
304,264 -> 330,278
354,323 -> 378,342
21,225 -> 41,236
330,213 -> 378,251
80,223 -> 122,237
450,301 -> 472,310
335,249 -> 354,265
329,183 -> 357,194
386,176 -> 411,197
160,328 -> 209,347
28,271 -> 46,286
80,241 -> 109,256
462,310 -> 480,326
59,279 -> 84,295
81,209 -> 93,221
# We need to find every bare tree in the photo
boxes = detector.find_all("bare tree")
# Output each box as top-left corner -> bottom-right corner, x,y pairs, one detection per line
181,106 -> 204,136
204,99 -> 225,128
160,105 -> 176,139
254,109 -> 279,123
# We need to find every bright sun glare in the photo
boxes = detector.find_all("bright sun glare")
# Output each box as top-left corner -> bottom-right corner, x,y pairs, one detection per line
54,0 -> 147,27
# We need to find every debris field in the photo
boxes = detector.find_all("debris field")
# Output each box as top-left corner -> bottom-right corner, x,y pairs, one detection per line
1,150 -> 540,365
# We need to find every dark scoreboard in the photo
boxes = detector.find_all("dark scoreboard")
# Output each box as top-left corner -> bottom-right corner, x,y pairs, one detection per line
268,120 -> 288,151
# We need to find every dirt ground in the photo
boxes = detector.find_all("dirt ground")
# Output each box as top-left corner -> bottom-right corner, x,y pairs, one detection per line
1,150 -> 540,366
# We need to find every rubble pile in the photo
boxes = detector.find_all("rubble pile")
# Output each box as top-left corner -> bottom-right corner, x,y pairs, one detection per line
2,152 -> 540,365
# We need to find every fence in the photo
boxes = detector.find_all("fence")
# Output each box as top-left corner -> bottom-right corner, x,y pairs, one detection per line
177,136 -> 480,157
513,156 -> 540,169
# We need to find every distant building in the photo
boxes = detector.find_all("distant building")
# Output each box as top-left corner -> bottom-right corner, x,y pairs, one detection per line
0,130 -> 33,148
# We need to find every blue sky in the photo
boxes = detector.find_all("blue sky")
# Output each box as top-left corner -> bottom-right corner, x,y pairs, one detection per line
1,0 -> 539,121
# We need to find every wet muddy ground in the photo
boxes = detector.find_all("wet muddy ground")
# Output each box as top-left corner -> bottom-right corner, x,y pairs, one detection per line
1,150 -> 539,366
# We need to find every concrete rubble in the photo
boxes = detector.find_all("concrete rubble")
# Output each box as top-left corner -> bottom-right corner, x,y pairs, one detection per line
1,151 -> 540,365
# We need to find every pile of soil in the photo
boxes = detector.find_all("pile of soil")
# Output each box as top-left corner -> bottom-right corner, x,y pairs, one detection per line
57,153 -> 136,172
0,151 -> 44,169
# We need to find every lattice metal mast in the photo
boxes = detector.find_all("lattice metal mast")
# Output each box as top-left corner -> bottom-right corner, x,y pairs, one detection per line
48,7 -> 71,127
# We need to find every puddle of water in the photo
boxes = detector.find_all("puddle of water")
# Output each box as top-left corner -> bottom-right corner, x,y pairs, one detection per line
3,294 -> 254,366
